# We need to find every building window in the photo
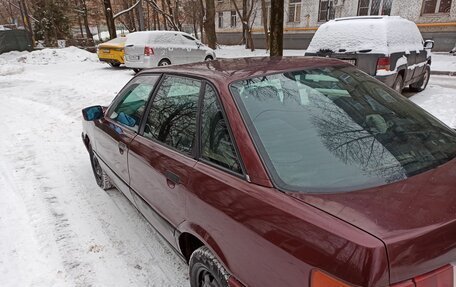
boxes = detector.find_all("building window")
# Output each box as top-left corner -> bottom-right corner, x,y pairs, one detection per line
318,0 -> 336,22
422,0 -> 452,14
230,11 -> 237,27
288,0 -> 302,22
358,0 -> 393,16
218,12 -> 224,28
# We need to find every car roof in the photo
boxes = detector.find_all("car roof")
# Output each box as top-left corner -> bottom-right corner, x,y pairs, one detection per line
139,56 -> 348,84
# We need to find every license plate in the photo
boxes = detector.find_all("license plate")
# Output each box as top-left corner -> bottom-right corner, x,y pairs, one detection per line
128,55 -> 140,61
340,59 -> 356,65
103,49 -> 110,53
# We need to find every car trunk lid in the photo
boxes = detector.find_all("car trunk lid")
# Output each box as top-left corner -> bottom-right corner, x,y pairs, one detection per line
285,158 -> 456,284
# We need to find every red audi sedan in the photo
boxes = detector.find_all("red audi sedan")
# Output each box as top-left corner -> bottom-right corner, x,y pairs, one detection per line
82,57 -> 456,287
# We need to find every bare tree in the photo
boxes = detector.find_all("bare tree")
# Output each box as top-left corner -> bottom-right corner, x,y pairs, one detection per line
103,0 -> 117,39
232,0 -> 258,51
203,0 -> 216,49
260,0 -> 269,50
269,0 -> 283,56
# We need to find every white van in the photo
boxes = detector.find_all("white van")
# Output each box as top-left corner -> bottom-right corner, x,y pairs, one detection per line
124,31 -> 216,72
305,16 -> 434,93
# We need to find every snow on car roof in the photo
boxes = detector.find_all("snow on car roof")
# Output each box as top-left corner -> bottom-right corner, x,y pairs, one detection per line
307,16 -> 424,55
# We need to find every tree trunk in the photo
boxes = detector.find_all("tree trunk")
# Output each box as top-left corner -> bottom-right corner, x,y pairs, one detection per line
203,0 -> 216,49
260,0 -> 269,50
198,0 -> 204,41
103,0 -> 117,39
161,0 -> 168,30
269,0 -> 283,56
137,0 -> 145,31
81,0 -> 94,44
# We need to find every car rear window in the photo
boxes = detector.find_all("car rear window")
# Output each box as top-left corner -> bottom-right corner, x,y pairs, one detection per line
230,66 -> 456,193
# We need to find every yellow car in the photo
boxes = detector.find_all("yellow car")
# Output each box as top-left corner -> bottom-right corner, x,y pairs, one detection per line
97,36 -> 127,67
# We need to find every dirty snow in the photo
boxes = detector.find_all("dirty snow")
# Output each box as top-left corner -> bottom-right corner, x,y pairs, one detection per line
0,46 -> 455,286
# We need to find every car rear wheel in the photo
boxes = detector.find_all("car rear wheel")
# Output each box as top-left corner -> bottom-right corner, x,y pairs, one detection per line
189,246 -> 229,287
393,74 -> 404,93
409,65 -> 431,92
108,62 -> 121,68
205,56 -> 213,61
158,59 -> 171,66
89,147 -> 113,190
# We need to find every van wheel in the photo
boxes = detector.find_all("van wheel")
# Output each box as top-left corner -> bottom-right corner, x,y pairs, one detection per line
158,59 -> 171,66
393,74 -> 404,94
410,65 -> 431,92
189,246 -> 229,287
89,146 -> 113,190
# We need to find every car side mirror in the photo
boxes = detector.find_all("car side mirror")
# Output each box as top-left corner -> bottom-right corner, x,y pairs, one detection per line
82,105 -> 103,121
424,40 -> 434,50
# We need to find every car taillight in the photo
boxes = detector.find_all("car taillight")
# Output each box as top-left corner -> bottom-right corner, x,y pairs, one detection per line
311,270 -> 351,287
377,57 -> 391,71
312,265 -> 454,287
144,46 -> 154,56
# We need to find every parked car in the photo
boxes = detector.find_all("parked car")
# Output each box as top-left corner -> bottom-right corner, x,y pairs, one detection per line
305,16 -> 434,93
124,31 -> 215,73
97,36 -> 127,67
81,57 -> 456,287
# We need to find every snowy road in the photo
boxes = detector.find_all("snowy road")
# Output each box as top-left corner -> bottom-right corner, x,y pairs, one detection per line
0,47 -> 455,287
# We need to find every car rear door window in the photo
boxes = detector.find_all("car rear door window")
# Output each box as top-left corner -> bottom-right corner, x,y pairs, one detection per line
200,84 -> 242,174
109,75 -> 159,132
144,75 -> 201,154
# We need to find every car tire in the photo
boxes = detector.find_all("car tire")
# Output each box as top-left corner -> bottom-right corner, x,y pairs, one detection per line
133,68 -> 142,74
108,62 -> 121,68
189,246 -> 229,287
158,59 -> 171,66
409,65 -> 431,92
393,74 -> 404,93
89,146 -> 113,190
204,56 -> 213,61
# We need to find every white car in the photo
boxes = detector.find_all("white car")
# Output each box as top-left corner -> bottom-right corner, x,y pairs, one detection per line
124,31 -> 216,72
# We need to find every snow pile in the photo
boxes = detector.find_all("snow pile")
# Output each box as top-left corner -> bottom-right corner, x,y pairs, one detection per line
14,47 -> 98,65
307,16 -> 423,55
0,60 -> 24,76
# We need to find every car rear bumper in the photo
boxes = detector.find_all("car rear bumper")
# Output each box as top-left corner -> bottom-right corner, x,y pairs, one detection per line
375,73 -> 397,88
125,56 -> 157,68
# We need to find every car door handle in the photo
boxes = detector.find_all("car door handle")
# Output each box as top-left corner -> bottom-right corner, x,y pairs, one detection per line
164,170 -> 180,188
125,44 -> 134,47
118,142 -> 127,154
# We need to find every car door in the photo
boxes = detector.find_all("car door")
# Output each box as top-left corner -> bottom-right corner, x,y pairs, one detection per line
93,74 -> 160,202
181,34 -> 205,63
128,74 -> 201,245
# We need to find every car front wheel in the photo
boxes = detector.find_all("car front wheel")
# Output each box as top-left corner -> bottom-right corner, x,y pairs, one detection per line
189,246 -> 229,287
409,65 -> 431,92
89,146 -> 113,190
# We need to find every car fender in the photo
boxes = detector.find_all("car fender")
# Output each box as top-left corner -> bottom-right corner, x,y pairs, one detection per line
176,221 -> 229,270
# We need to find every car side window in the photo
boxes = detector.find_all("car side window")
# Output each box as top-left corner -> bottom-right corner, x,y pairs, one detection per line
109,75 -> 159,132
201,84 -> 242,174
144,75 -> 201,154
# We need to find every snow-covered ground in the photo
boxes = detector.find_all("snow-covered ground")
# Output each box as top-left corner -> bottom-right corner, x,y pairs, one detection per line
0,47 -> 455,287
431,52 -> 456,72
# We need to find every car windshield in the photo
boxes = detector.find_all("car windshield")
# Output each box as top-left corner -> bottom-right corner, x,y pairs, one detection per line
230,65 -> 456,193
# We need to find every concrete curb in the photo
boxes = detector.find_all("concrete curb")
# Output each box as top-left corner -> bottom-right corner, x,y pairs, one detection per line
431,71 -> 456,76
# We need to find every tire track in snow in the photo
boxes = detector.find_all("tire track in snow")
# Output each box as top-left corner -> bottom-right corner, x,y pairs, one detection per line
1,78 -> 188,286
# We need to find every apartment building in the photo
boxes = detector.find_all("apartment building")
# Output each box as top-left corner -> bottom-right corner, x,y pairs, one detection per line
215,0 -> 456,51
